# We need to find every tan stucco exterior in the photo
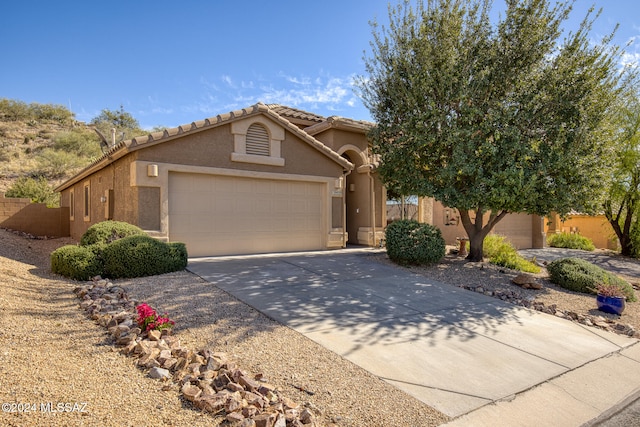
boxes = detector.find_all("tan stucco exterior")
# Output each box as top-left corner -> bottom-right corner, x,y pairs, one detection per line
546,213 -> 617,249
56,104 -> 387,256
415,198 -> 545,250
56,102 -> 554,256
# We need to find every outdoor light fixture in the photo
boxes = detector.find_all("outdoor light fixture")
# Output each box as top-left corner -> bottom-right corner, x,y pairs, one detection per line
147,164 -> 159,177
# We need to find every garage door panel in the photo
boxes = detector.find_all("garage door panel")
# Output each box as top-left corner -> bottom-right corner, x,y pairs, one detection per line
169,173 -> 325,256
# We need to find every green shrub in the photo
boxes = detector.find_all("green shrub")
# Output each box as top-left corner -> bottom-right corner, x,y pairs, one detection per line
631,221 -> 640,259
52,129 -> 102,158
51,244 -> 103,280
80,220 -> 146,246
483,235 -> 541,273
385,219 -> 445,265
102,235 -> 188,278
5,176 -> 59,207
546,257 -> 636,301
36,148 -> 87,178
547,232 -> 595,251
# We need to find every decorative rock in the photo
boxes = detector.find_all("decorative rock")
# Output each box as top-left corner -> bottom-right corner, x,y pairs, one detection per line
197,394 -> 226,413
239,375 -> 260,392
148,367 -> 171,380
254,412 -> 277,427
227,411 -> 246,423
512,274 -> 542,289
148,329 -> 162,341
74,279 -> 316,427
181,383 -> 202,402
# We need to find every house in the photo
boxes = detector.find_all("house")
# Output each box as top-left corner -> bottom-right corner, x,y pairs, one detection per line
56,103 -> 545,257
55,103 -> 387,257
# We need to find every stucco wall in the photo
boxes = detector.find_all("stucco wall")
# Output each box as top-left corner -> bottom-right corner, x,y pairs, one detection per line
136,124 -> 344,178
546,214 -> 617,249
425,199 -> 542,249
0,193 -> 69,237
60,154 -> 139,241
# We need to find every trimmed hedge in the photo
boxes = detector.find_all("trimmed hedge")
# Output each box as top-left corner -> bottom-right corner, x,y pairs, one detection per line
385,219 -> 445,265
80,220 -> 146,246
546,257 -> 636,302
51,220 -> 188,280
547,232 -> 595,251
51,244 -> 103,280
103,235 -> 188,278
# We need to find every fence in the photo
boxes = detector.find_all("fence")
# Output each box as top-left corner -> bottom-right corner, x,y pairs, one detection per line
0,193 -> 70,237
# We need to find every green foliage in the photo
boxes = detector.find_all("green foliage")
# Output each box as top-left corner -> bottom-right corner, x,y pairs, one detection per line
482,235 -> 541,273
358,0 -> 633,261
547,233 -> 596,251
385,219 -> 445,265
36,148 -> 87,178
51,244 -> 103,281
5,176 -> 59,207
52,128 -> 102,158
52,221 -> 186,279
80,220 -> 146,246
546,257 -> 636,301
90,105 -> 144,143
30,103 -> 74,123
631,221 -> 640,259
0,98 -> 74,123
103,235 -> 188,278
603,91 -> 640,256
0,99 -> 32,121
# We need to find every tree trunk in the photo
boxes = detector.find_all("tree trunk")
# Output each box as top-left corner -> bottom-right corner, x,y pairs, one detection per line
459,208 -> 509,262
604,199 -> 636,257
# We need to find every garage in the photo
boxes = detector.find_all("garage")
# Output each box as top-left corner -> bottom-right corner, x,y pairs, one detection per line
494,213 -> 535,249
168,172 -> 326,257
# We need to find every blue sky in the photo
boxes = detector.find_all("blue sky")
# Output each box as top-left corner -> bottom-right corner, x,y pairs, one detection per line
1,1 -> 638,129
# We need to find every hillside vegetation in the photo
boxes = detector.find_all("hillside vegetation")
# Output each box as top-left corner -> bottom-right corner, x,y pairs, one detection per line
0,98 -> 146,206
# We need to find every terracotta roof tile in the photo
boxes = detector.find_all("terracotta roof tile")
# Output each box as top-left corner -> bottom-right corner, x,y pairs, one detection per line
264,104 -> 326,123
55,103 -> 354,192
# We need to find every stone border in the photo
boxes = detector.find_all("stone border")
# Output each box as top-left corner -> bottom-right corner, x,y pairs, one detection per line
461,282 -> 639,338
74,278 -> 322,427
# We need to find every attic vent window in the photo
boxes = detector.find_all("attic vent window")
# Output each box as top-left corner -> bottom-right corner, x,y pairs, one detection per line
231,117 -> 285,167
245,124 -> 270,156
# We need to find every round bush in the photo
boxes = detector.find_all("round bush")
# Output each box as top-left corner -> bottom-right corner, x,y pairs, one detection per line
546,257 -> 636,302
51,244 -> 103,281
103,235 -> 187,278
385,219 -> 445,265
80,220 -> 146,246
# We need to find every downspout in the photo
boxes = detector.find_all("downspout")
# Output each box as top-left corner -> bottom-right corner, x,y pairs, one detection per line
369,170 -> 376,247
342,169 -> 352,248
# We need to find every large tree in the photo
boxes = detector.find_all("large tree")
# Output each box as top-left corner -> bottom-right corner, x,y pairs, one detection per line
604,91 -> 640,257
90,105 -> 144,147
358,0 -> 631,261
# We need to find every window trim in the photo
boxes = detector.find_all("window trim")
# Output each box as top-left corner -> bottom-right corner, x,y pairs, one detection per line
83,181 -> 90,222
230,117 -> 285,167
69,188 -> 75,220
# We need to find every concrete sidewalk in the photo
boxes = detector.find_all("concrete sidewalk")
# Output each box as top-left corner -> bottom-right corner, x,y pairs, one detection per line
188,248 -> 640,426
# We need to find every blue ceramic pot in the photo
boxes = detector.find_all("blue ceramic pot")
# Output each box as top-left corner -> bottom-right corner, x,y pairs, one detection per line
596,294 -> 626,315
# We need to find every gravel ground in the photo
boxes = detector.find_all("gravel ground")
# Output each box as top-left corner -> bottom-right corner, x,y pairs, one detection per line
1,229 -> 638,427
387,249 -> 639,336
0,230 -> 448,427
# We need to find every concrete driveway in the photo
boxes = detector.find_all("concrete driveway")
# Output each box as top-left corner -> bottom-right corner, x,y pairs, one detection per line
188,248 -> 640,424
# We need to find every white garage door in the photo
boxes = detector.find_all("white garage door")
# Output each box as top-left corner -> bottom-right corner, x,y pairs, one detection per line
168,173 -> 325,257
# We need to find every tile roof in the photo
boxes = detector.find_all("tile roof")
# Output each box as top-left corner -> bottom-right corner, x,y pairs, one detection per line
55,103 -> 355,192
264,104 -> 326,123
